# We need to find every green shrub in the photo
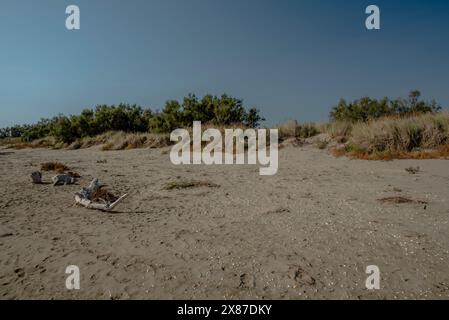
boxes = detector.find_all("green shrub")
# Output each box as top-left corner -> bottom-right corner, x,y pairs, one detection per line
330,91 -> 441,122
1,94 -> 263,145
149,94 -> 264,133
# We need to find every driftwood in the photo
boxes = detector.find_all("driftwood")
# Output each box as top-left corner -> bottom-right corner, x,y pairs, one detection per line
75,178 -> 128,212
52,174 -> 77,186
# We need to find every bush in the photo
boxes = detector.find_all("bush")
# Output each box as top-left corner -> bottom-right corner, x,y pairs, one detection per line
149,94 -> 264,133
0,94 -> 263,145
51,116 -> 77,144
330,91 -> 441,122
22,119 -> 52,142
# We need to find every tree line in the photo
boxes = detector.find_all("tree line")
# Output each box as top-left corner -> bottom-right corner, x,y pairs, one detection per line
0,94 -> 264,144
0,90 -> 443,143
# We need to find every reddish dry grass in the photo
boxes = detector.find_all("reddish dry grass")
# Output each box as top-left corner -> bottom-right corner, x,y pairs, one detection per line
41,162 -> 70,173
331,148 -> 347,158
90,188 -> 118,203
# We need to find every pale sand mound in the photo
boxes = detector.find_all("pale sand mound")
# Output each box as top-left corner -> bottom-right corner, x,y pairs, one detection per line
0,145 -> 448,299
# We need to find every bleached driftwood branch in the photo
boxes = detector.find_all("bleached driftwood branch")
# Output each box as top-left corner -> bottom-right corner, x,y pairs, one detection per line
75,178 -> 128,212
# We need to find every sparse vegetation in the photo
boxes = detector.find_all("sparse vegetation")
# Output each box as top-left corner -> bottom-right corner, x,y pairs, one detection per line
164,180 -> 220,190
41,162 -> 70,173
277,120 -> 321,140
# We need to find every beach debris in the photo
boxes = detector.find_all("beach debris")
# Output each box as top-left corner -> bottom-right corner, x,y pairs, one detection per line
52,174 -> 77,186
31,171 -> 42,184
75,178 -> 128,212
14,268 -> 25,278
163,180 -> 220,190
41,162 -> 70,173
264,207 -> 291,215
0,232 -> 14,238
293,266 -> 316,286
378,196 -> 428,205
239,273 -> 256,289
405,166 -> 420,174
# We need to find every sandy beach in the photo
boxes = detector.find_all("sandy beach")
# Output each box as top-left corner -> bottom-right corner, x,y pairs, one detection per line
0,144 -> 448,299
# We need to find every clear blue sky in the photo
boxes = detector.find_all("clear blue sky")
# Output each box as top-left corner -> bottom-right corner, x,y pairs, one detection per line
1,0 -> 448,127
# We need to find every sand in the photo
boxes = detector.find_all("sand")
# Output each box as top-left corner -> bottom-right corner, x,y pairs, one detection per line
0,144 -> 448,299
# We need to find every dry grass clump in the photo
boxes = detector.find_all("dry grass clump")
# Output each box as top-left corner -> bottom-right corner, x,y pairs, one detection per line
90,188 -> 118,203
332,113 -> 449,160
323,121 -> 353,142
146,134 -> 172,149
41,162 -> 70,173
68,135 -> 108,150
101,132 -> 171,151
350,113 -> 449,154
61,131 -> 172,151
164,180 -> 220,190
278,120 -> 299,139
2,137 -> 56,150
277,120 -> 321,141
0,138 -> 17,147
